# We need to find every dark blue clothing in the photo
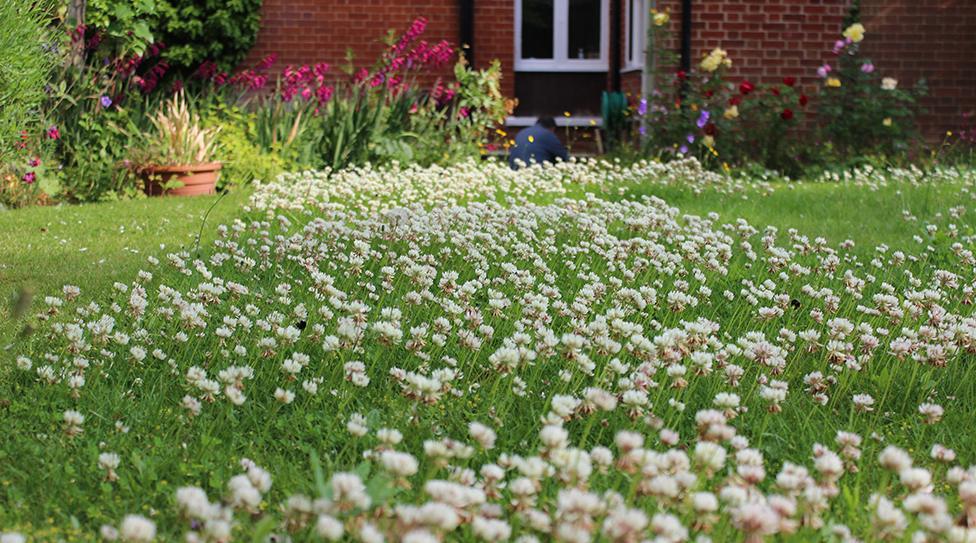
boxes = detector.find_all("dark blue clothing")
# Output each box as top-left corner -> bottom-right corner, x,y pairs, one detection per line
508,124 -> 569,169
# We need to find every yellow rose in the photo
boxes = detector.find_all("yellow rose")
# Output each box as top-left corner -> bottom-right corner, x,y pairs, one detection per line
883,117 -> 893,127
826,77 -> 841,88
703,135 -> 715,148
653,12 -> 670,26
843,23 -> 865,43
700,48 -> 729,73
723,105 -> 739,120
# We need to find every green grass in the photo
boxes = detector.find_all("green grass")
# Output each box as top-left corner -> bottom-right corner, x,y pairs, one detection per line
1,163 -> 975,541
0,190 -> 250,345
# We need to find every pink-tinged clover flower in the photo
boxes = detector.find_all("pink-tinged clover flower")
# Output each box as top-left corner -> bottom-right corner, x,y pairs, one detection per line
28,157 -> 40,167
47,125 -> 60,140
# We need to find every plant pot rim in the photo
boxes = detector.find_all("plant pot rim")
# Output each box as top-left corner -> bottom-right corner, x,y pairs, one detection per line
139,162 -> 222,174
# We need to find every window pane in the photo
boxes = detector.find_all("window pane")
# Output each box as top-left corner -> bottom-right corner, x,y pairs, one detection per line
568,0 -> 601,60
521,0 -> 554,59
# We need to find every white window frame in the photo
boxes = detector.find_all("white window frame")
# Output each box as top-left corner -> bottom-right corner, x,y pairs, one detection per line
514,0 -> 610,72
623,0 -> 646,71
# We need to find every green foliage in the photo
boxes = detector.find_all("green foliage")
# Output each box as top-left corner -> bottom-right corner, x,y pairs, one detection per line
816,49 -> 926,159
85,0 -> 262,74
155,0 -> 263,73
0,2 -> 56,166
631,20 -> 926,175
204,106 -> 287,189
84,0 -> 159,56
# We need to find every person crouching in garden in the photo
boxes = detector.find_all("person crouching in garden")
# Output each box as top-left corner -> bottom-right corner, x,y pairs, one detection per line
508,116 -> 569,169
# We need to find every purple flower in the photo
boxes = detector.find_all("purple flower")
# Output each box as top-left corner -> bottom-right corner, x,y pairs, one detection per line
686,133 -> 696,144
833,39 -> 846,54
100,95 -> 113,108
861,62 -> 875,73
637,98 -> 648,116
678,145 -> 688,154
639,125 -> 647,136
696,110 -> 710,129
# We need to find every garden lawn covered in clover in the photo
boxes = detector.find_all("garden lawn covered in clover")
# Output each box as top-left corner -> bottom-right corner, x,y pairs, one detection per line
2,158 -> 976,542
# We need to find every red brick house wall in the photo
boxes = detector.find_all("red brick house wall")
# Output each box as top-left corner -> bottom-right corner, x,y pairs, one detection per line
858,0 -> 976,136
244,0 -> 975,137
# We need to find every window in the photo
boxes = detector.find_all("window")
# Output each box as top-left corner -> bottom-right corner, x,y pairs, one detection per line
515,0 -> 609,71
624,0 -> 646,70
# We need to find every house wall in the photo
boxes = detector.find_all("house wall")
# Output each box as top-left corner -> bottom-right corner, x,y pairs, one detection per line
244,0 -> 976,137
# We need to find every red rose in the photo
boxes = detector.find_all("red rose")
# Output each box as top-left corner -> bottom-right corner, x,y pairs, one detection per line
729,95 -> 743,106
781,108 -> 794,121
798,94 -> 809,107
704,122 -> 717,136
705,90 -> 714,98
740,80 -> 755,95
771,87 -> 780,96
676,70 -> 687,80
783,76 -> 797,87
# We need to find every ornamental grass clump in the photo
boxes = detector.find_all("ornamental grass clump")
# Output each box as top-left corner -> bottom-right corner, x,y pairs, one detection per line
133,90 -> 220,167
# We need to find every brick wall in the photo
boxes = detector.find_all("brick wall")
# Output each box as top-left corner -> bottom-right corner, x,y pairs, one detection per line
858,0 -> 976,136
244,0 -> 975,137
621,1 -> 848,106
473,1 -> 516,98
242,0 -> 459,82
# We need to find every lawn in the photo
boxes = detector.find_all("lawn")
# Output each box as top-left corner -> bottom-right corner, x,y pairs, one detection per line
2,160 -> 975,542
0,189 -> 250,346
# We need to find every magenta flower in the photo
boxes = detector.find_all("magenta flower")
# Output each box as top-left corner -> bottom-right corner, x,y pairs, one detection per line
28,157 -> 40,167
23,171 -> 36,184
46,125 -> 60,140
816,64 -> 832,78
861,62 -> 875,73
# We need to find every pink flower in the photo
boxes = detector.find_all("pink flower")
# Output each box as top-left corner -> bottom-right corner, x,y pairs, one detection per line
46,125 -> 60,140
861,62 -> 875,73
23,171 -> 36,184
816,64 -> 832,78
28,157 -> 40,167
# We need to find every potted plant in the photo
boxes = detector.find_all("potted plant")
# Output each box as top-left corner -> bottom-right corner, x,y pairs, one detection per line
131,91 -> 221,196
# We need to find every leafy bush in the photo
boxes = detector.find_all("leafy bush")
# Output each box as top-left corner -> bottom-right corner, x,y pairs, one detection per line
156,0 -> 263,73
629,19 -> 925,174
0,1 -> 56,204
815,24 -> 926,159
204,105 -> 288,189
85,0 -> 263,74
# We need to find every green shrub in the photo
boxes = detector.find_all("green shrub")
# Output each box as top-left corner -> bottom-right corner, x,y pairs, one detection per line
815,23 -> 926,159
156,0 -> 263,73
0,1 -> 55,165
204,105 -> 287,189
86,0 -> 262,74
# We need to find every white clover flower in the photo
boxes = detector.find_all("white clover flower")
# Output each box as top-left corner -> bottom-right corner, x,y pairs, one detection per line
118,515 -> 156,543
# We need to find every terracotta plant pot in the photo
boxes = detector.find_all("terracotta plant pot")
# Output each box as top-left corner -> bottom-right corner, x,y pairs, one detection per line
140,162 -> 222,197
